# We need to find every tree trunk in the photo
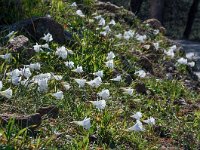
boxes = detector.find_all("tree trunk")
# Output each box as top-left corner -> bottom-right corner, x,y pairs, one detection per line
183,0 -> 200,39
130,0 -> 144,15
149,0 -> 165,23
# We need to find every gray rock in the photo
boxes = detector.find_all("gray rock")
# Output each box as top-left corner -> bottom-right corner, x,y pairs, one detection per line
7,17 -> 71,44
8,35 -> 29,51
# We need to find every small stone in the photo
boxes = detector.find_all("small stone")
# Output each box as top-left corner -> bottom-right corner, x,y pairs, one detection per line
8,35 -> 29,51
135,82 -> 147,95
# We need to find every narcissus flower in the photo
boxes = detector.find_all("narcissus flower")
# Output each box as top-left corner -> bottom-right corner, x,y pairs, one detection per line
110,75 -> 121,82
188,61 -> 195,67
33,43 -> 43,52
106,51 -> 115,60
124,30 -> 135,40
98,89 -> 110,100
70,2 -> 77,7
72,66 -> 83,73
42,33 -> 53,42
0,81 -> 2,90
37,78 -> 49,92
52,91 -> 64,100
135,34 -> 147,43
143,117 -> 155,125
93,70 -> 103,77
27,63 -> 41,71
127,120 -> 145,132
53,75 -> 63,81
0,53 -> 12,61
72,117 -> 91,130
7,69 -> 22,78
0,88 -> 12,99
90,100 -> 106,110
131,112 -> 142,120
105,59 -> 114,69
134,70 -> 146,78
98,18 -> 106,26
177,58 -> 188,65
121,87 -> 134,96
74,78 -> 86,87
86,77 -> 102,88
76,10 -> 85,17
56,46 -> 68,59
186,52 -> 195,60
109,19 -> 116,25
62,82 -> 71,91
11,76 -> 21,86
115,33 -> 122,39
21,68 -> 32,78
65,61 -> 74,69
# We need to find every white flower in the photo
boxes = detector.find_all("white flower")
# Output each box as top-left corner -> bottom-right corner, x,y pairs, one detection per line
90,100 -> 106,110
76,10 -> 85,18
5,31 -> 15,38
168,45 -> 177,52
67,49 -> 74,55
86,76 -> 102,88
62,82 -> 71,90
65,61 -> 74,69
186,52 -> 195,60
109,19 -> 116,25
42,33 -> 53,42
98,89 -> 110,100
136,34 -> 147,43
52,91 -> 64,100
37,79 -> 48,92
72,117 -> 91,130
153,29 -> 159,35
0,53 -> 12,61
188,61 -> 195,67
164,49 -> 175,58
153,42 -> 159,50
33,43 -> 43,52
103,25 -> 111,33
53,75 -> 63,81
121,87 -> 134,96
21,68 -> 32,78
72,66 -> 83,73
143,117 -> 155,125
177,58 -> 188,65
0,81 -> 2,91
115,33 -> 122,39
106,51 -> 115,60
93,70 -> 103,77
134,70 -> 146,78
131,112 -> 142,120
98,18 -> 106,26
20,79 -> 30,87
28,63 -> 41,71
94,15 -> 102,20
100,31 -> 107,36
0,88 -> 12,99
11,76 -> 21,85
70,2 -> 77,7
41,43 -> 49,49
7,69 -> 22,78
56,46 -> 68,59
110,75 -> 121,82
127,120 -> 145,132
105,59 -> 114,69
124,30 -> 135,40
74,78 -> 86,87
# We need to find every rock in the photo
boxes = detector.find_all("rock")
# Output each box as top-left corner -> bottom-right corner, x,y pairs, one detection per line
137,56 -> 154,74
7,17 -> 69,44
124,74 -> 133,86
143,19 -> 166,34
135,82 -> 147,95
94,1 -> 135,25
0,113 -> 41,129
36,106 -> 59,119
8,35 -> 29,51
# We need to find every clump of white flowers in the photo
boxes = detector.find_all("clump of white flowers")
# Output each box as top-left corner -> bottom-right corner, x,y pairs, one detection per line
90,100 -> 106,110
98,89 -> 110,100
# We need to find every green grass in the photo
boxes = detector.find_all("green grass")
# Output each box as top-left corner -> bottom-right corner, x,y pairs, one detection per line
0,0 -> 200,149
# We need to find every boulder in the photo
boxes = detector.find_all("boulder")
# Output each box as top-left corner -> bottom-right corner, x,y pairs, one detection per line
7,17 -> 69,44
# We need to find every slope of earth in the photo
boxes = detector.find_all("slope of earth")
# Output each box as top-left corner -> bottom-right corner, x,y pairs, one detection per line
0,1 -> 199,149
